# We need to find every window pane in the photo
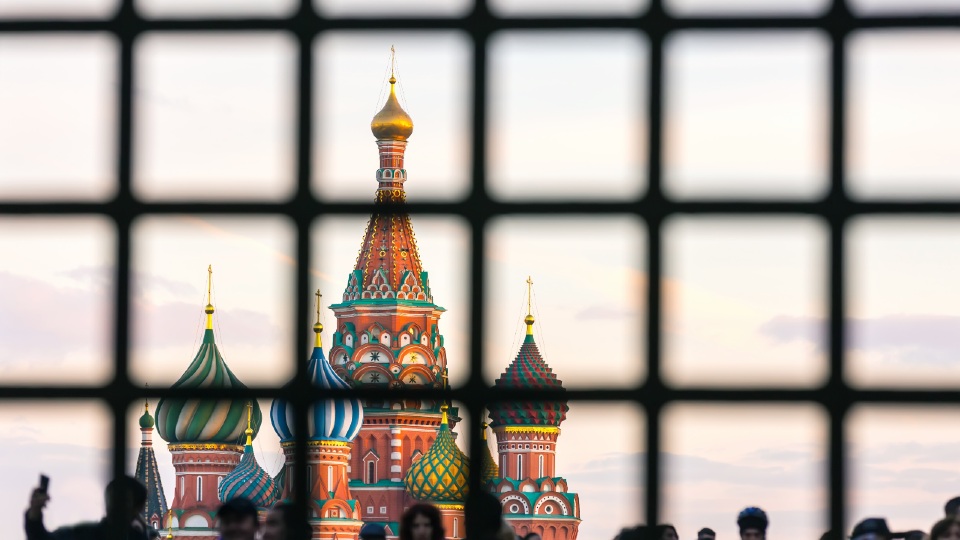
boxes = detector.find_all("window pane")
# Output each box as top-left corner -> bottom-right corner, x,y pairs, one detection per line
664,217 -> 827,387
486,216 -> 645,387
663,404 -> 827,538
848,406 -> 959,531
314,32 -> 470,202
848,31 -> 960,199
489,0 -> 647,16
849,0 -> 960,14
0,35 -> 116,200
1,401 -> 110,525
664,31 -> 829,199
130,216 -> 295,386
315,0 -> 471,17
0,217 -> 114,384
666,0 -> 829,15
489,31 -> 647,201
312,215 -> 470,387
0,0 -> 117,18
136,0 -> 296,18
134,33 -> 296,201
847,218 -> 960,387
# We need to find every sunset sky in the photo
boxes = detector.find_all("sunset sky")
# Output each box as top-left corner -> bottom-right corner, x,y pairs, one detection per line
2,3 -> 960,538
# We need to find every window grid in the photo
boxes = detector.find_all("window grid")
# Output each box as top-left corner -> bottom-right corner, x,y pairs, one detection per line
0,0 -> 957,535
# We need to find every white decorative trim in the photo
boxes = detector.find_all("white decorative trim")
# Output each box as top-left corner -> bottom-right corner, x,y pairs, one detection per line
500,494 -> 531,514
391,465 -> 402,473
390,452 -> 402,460
533,495 -> 569,516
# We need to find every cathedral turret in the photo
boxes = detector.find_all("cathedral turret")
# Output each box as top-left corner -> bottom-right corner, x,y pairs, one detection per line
155,267 -> 257,538
330,51 -> 454,531
271,291 -> 365,539
487,278 -> 580,540
135,397 -> 168,532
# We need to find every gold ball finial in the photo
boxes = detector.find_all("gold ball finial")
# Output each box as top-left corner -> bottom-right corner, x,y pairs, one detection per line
314,322 -> 324,334
205,304 -> 215,314
524,314 -> 535,325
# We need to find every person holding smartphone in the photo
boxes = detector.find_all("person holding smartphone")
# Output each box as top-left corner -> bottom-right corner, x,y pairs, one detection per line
24,474 -> 157,540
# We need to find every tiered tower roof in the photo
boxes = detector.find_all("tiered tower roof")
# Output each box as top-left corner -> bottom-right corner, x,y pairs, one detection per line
487,278 -> 568,428
134,400 -> 167,527
156,266 -> 261,444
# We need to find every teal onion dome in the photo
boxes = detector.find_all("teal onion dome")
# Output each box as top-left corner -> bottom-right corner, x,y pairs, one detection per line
404,409 -> 469,504
156,328 -> 262,444
218,443 -> 279,509
139,403 -> 155,429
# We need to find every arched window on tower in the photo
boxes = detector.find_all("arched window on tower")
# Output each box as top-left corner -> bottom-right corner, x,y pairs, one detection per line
454,518 -> 459,538
367,460 -> 377,484
501,455 -> 506,477
196,476 -> 203,501
328,467 -> 333,491
517,455 -> 523,479
179,476 -> 184,497
539,455 -> 544,478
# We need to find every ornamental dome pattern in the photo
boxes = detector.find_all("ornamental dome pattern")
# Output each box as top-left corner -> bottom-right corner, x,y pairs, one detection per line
218,443 -> 279,509
271,343 -> 364,443
487,335 -> 568,428
155,328 -> 262,444
404,412 -> 469,504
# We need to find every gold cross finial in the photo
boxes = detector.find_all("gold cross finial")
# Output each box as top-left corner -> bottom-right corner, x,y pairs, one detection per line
244,401 -> 254,446
204,265 -> 215,329
526,276 -> 533,316
390,45 -> 396,80
313,289 -> 324,347
315,289 -> 322,325
144,383 -> 149,412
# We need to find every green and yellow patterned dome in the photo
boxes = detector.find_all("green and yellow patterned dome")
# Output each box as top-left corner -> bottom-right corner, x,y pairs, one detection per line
404,406 -> 469,505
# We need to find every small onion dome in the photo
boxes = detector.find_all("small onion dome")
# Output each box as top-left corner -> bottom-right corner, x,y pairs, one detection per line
487,332 -> 568,428
404,408 -> 469,504
271,339 -> 364,443
139,403 -> 155,429
218,444 -> 279,509
370,76 -> 413,142
480,424 -> 499,485
155,328 -> 261,444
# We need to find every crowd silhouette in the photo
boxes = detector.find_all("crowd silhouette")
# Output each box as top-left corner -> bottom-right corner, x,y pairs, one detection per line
21,475 -> 960,540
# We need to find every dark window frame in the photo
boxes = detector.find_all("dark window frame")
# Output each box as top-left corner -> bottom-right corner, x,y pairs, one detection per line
1,0 -> 958,535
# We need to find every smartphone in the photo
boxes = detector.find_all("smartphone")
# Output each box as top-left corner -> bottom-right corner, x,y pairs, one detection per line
39,474 -> 49,493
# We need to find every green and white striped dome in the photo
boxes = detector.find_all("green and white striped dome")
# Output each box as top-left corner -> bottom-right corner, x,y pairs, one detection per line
156,327 -> 261,444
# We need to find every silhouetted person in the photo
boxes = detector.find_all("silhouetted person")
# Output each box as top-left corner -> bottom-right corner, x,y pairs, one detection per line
737,507 -> 768,540
217,498 -> 259,540
819,530 -> 840,540
698,528 -> 716,540
360,522 -> 389,540
653,525 -> 678,540
615,526 -> 650,540
400,503 -> 445,540
262,503 -> 311,540
24,475 -> 153,540
902,530 -> 928,540
851,518 -> 892,540
946,498 -> 960,518
930,517 -> 960,540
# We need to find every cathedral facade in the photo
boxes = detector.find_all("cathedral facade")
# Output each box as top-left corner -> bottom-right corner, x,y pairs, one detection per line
144,63 -> 580,540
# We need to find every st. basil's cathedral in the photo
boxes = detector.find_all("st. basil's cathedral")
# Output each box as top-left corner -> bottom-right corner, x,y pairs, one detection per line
135,60 -> 581,540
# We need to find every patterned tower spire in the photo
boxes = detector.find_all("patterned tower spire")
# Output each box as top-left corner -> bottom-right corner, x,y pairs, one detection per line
487,278 -> 580,540
135,396 -> 168,531
328,53 -> 457,533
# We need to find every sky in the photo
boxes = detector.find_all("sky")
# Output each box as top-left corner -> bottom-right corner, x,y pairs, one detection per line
2,4 -> 960,539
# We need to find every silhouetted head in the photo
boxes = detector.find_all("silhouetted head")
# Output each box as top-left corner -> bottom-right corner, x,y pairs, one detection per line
217,497 -> 259,540
466,492 -> 503,540
104,476 -> 148,523
400,503 -> 444,540
698,527 -> 717,540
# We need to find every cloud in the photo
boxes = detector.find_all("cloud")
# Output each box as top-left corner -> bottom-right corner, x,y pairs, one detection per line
574,305 -> 639,321
759,314 -> 960,366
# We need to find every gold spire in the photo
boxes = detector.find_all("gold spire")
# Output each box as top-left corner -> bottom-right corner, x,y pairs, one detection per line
440,403 -> 449,425
144,383 -> 149,413
166,510 -> 174,539
244,401 -> 254,446
481,421 -> 489,441
370,45 -> 414,142
524,276 -> 535,336
313,289 -> 323,348
204,265 -> 215,330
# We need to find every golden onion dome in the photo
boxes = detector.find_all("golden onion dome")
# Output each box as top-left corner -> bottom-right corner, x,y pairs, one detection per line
371,76 -> 414,142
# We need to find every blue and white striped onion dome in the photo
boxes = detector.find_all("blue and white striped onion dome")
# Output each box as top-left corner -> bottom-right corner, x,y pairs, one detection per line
271,345 -> 363,443
218,443 -> 279,509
